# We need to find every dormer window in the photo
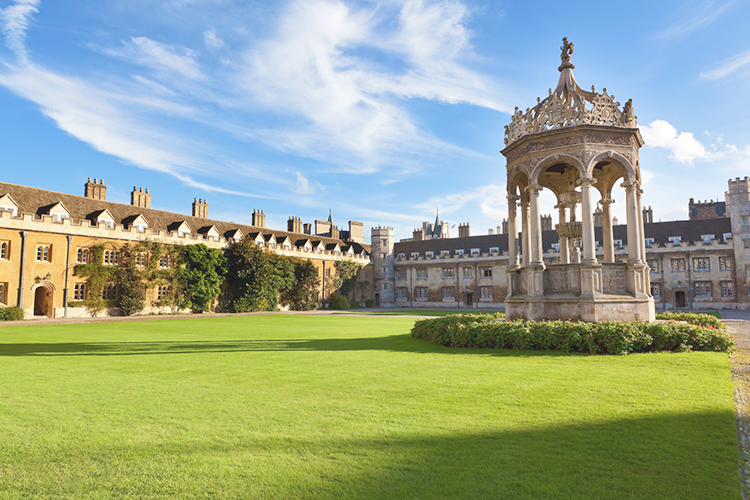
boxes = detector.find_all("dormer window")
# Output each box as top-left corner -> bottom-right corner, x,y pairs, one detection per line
0,194 -> 18,216
470,248 -> 480,256
614,239 -> 623,249
701,234 -> 715,244
411,252 -> 421,259
668,236 -> 681,246
92,209 -> 115,229
46,202 -> 70,223
426,251 -> 434,258
551,243 -> 560,252
644,238 -> 654,247
440,250 -> 450,257
723,233 -> 733,243
456,249 -> 465,256
489,247 -> 499,254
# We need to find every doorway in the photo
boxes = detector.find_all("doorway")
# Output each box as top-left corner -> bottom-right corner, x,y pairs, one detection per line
675,291 -> 686,308
33,286 -> 53,317
374,293 -> 380,307
466,293 -> 474,306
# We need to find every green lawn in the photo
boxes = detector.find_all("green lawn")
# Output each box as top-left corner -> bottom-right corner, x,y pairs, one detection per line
0,315 -> 741,499
336,308 -> 503,316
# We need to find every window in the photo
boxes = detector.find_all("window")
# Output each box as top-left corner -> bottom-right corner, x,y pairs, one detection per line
159,255 -> 172,269
479,286 -> 493,301
396,269 -> 407,280
103,250 -> 120,266
0,282 -> 6,305
425,251 -> 434,258
463,267 -> 473,279
489,247 -> 499,255
157,285 -> 171,300
647,260 -> 659,273
381,266 -> 387,274
416,269 -> 427,280
364,271 -> 369,280
397,253 -> 406,260
381,239 -> 387,247
440,250 -> 450,257
701,234 -> 715,244
480,267 -> 493,278
442,267 -> 455,279
651,284 -> 661,298
411,252 -> 420,259
381,253 -> 387,259
743,216 -> 749,226
694,282 -> 711,298
455,249 -> 465,256
745,240 -> 750,249
382,282 -> 388,291
102,283 -> 117,300
668,236 -> 681,246
671,259 -> 685,272
135,253 -> 147,267
614,240 -> 623,249
644,238 -> 654,248
415,286 -> 428,301
76,248 -> 89,264
73,283 -> 87,301
396,287 -> 408,301
0,241 -> 8,260
693,257 -> 710,271
470,248 -> 480,256
719,257 -> 732,271
442,287 -> 455,300
721,282 -> 734,297
36,245 -> 51,262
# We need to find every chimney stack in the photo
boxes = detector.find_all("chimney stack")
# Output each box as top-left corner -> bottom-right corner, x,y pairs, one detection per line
84,177 -> 107,201
303,223 -> 312,235
130,186 -> 151,209
252,209 -> 266,228
287,216 -> 303,233
458,222 -> 470,238
192,198 -> 209,218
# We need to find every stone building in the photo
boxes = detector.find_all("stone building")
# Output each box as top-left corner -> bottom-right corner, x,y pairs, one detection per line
689,198 -> 726,220
0,179 -> 371,318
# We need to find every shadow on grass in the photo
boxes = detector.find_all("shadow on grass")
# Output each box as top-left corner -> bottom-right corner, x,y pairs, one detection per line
0,334 -> 582,358
1,411 -> 740,499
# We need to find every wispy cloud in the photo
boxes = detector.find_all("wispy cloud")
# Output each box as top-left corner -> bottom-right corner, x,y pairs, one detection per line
657,0 -> 733,39
700,47 -> 750,80
102,37 -> 204,81
416,183 -> 507,221
203,28 -> 224,50
0,0 -> 39,64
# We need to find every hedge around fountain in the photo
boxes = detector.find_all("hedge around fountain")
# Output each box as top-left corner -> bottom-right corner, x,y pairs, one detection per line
410,313 -> 733,355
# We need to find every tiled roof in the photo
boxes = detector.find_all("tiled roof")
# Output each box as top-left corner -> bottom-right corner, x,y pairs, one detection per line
393,218 -> 733,255
0,181 -> 370,252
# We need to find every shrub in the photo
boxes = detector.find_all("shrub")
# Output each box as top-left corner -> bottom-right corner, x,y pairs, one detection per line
365,299 -> 374,308
327,294 -> 350,310
411,313 -> 733,355
655,311 -> 725,331
349,299 -> 361,309
0,307 -> 24,321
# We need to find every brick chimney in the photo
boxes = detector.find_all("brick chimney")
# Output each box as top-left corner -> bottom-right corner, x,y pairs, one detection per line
287,216 -> 303,233
303,223 -> 312,235
192,198 -> 209,219
130,187 -> 151,209
84,178 -> 107,201
458,222 -> 470,238
252,209 -> 266,228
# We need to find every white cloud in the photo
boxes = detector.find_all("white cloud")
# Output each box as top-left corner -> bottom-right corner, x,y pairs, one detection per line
640,120 -> 709,164
0,0 -> 39,63
103,37 -> 204,81
294,172 -> 315,195
700,47 -> 750,80
203,28 -> 224,50
417,184 -> 507,221
657,0 -> 733,39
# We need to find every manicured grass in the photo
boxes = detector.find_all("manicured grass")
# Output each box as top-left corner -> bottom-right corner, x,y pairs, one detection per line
337,308 -> 502,316
0,315 -> 741,499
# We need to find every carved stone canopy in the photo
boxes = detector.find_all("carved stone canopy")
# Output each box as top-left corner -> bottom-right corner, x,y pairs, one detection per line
504,38 -> 637,147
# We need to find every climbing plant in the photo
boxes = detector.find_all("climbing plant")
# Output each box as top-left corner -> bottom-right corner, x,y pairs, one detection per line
72,244 -> 116,317
177,244 -> 227,312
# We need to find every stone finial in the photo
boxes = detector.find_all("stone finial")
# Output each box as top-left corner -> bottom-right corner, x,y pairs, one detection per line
559,37 -> 575,71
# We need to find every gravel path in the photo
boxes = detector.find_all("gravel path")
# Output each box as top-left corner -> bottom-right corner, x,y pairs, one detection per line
727,318 -> 750,499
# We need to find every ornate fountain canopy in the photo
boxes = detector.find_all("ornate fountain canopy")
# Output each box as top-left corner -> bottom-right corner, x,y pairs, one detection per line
503,37 -> 637,148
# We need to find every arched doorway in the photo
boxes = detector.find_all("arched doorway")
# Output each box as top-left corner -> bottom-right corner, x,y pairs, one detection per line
374,293 -> 380,307
33,285 -> 54,318
465,293 -> 474,306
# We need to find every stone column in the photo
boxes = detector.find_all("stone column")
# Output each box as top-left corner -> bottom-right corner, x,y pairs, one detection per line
507,195 -> 520,268
579,178 -> 597,265
557,204 -> 569,264
636,186 -> 651,292
527,185 -> 544,266
623,180 -> 642,264
520,200 -> 530,267
601,197 -> 615,263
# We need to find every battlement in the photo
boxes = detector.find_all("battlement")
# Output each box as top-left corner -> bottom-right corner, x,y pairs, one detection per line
728,177 -> 750,193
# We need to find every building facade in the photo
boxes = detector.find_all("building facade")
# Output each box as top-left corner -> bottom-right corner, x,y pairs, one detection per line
0,179 -> 371,318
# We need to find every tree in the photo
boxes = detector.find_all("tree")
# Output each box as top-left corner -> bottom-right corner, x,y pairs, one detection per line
116,243 -> 145,316
225,238 -> 279,312
178,244 -> 227,312
280,259 -> 321,310
326,260 -> 362,299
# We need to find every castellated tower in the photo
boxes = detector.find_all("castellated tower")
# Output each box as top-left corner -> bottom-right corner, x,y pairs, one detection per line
371,226 -> 395,307
727,177 -> 750,300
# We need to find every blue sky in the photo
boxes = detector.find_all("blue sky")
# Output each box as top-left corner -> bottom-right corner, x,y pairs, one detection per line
1,0 -> 749,241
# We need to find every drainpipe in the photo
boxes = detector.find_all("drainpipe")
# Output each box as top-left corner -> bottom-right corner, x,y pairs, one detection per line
474,261 -> 479,309
659,253 -> 666,310
17,231 -> 27,309
456,262 -> 460,308
321,261 -> 326,304
685,252 -> 693,311
64,235 -> 72,318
